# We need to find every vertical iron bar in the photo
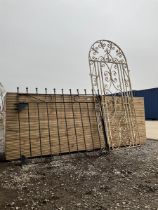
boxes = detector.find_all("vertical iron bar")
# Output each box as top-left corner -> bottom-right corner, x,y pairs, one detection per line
17,87 -> 19,94
69,89 -> 79,153
92,89 -> 101,149
121,64 -> 140,145
77,89 -> 87,151
116,64 -> 133,146
99,62 -> 112,147
26,87 -> 32,157
84,89 -> 95,152
45,88 -> 53,157
62,89 -> 71,154
97,89 -> 110,151
37,103 -> 42,157
54,88 -> 61,155
36,88 -> 42,157
17,87 -> 22,160
119,64 -> 134,145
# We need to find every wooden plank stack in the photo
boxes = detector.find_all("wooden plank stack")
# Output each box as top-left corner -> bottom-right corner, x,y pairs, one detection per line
4,92 -> 146,160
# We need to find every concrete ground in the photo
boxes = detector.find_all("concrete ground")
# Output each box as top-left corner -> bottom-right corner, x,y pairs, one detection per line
146,121 -> 158,140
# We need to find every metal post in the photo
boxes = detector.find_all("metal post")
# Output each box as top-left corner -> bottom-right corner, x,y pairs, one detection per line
45,88 -> 53,157
17,87 -> 22,160
36,88 -> 42,157
54,88 -> 61,155
69,89 -> 79,153
97,90 -> 110,151
92,89 -> 101,149
26,87 -> 32,157
62,89 -> 71,154
77,89 -> 87,151
84,89 -> 95,152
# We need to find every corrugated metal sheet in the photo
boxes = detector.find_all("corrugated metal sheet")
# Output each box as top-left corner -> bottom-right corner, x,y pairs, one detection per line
133,88 -> 158,120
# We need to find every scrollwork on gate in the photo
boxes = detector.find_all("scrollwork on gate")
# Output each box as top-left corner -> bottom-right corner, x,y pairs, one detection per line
89,40 -> 140,148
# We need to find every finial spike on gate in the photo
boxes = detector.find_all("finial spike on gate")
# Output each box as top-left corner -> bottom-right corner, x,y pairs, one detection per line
36,88 -> 38,94
69,89 -> 72,94
84,89 -> 87,95
97,89 -> 100,95
45,88 -> 47,94
77,89 -> 79,96
53,88 -> 56,94
17,87 -> 19,93
26,87 -> 28,94
61,88 -> 64,95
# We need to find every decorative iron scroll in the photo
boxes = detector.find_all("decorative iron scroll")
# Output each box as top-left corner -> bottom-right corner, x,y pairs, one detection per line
89,40 -> 140,148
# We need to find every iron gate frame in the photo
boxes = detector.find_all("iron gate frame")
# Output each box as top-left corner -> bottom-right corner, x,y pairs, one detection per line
89,40 -> 140,149
16,88 -> 106,161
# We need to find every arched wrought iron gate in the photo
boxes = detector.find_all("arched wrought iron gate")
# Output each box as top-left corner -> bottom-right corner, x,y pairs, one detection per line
89,40 -> 140,149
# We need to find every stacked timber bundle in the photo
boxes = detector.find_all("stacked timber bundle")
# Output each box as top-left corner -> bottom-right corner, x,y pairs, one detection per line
4,91 -> 146,160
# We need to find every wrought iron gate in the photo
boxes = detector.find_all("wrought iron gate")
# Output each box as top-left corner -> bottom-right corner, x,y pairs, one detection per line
11,88 -> 104,160
89,40 -> 140,149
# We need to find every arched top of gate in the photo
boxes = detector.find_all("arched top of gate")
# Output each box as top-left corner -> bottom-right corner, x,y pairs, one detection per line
89,40 -> 128,65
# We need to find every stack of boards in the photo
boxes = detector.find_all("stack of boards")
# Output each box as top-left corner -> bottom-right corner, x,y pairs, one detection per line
4,93 -> 146,160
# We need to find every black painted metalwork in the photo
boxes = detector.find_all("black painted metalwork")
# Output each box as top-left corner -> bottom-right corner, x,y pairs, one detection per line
96,92 -> 109,151
26,88 -> 32,157
69,89 -> 79,153
17,87 -> 22,159
77,89 -> 87,151
36,102 -> 42,157
15,88 -> 109,162
53,88 -> 61,155
84,89 -> 95,151
45,88 -> 52,157
16,102 -> 28,112
62,89 -> 71,154
92,89 -> 101,149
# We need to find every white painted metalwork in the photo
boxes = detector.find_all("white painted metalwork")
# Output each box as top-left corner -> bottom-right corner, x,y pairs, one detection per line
89,40 -> 140,148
